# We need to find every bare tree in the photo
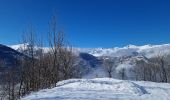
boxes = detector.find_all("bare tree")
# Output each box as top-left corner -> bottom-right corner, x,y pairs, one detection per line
60,47 -> 78,80
118,68 -> 125,80
17,25 -> 38,96
103,58 -> 115,78
48,15 -> 64,86
0,15 -> 80,100
1,62 -> 19,100
47,15 -> 79,84
155,53 -> 168,82
134,51 -> 169,83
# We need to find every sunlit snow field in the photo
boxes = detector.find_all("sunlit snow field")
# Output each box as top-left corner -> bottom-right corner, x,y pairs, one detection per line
22,78 -> 170,100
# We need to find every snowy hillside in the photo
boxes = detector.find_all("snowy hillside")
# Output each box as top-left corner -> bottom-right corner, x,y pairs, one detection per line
21,78 -> 170,100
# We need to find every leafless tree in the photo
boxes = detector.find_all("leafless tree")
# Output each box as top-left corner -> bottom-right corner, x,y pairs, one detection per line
134,51 -> 169,83
1,15 -> 81,100
1,63 -> 19,100
155,52 -> 168,82
103,58 -> 115,78
48,15 -> 63,86
118,68 -> 125,80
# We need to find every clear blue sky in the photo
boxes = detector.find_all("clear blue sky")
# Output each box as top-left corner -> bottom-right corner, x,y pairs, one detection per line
0,0 -> 170,48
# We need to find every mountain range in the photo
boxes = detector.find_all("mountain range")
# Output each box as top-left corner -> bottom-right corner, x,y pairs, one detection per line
0,43 -> 170,79
10,43 -> 170,58
5,43 -> 169,78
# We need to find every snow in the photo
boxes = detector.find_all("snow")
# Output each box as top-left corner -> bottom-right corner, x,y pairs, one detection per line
21,78 -> 170,100
75,44 -> 170,58
9,43 -> 50,53
10,43 -> 29,50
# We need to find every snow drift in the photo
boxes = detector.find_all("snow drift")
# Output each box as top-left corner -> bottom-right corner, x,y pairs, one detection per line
21,78 -> 170,100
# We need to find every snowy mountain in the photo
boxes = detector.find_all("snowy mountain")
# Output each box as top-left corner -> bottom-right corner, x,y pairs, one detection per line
10,44 -> 170,58
75,44 -> 170,58
10,43 -> 29,51
21,78 -> 170,100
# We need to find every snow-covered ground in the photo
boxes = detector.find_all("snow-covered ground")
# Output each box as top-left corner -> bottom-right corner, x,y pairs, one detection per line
21,78 -> 170,100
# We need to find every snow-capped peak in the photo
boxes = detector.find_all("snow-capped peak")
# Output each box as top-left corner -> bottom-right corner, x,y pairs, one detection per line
9,43 -> 29,50
82,44 -> 170,58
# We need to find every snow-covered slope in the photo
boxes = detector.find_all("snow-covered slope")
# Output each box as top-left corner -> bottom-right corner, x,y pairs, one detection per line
21,78 -> 170,100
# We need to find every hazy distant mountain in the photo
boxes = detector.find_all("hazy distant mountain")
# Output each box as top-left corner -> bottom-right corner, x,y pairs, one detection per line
0,44 -> 26,74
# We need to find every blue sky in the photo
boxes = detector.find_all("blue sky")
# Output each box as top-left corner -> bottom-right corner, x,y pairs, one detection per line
0,0 -> 170,48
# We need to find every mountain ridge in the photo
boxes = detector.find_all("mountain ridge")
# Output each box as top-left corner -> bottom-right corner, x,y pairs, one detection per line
0,44 -> 24,68
10,43 -> 170,58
